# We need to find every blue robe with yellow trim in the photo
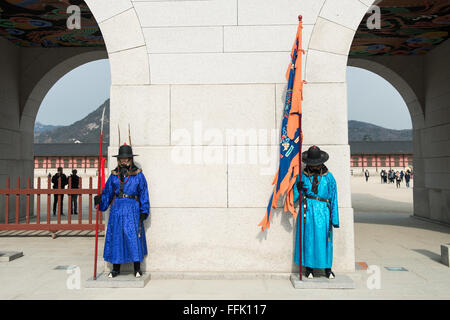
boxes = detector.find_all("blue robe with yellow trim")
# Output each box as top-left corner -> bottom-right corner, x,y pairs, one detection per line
99,170 -> 150,264
293,171 -> 339,269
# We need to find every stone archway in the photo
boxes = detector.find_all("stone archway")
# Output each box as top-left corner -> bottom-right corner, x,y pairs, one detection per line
84,0 -> 150,86
305,0 -> 450,237
0,0 -> 149,223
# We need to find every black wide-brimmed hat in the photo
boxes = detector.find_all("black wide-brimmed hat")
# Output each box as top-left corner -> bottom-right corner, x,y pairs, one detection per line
113,144 -> 138,158
302,145 -> 329,166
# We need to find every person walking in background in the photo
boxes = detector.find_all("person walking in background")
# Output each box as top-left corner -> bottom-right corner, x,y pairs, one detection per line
364,169 -> 370,182
70,169 -> 80,215
405,170 -> 411,188
52,167 -> 68,215
380,170 -> 384,183
383,170 -> 388,183
395,171 -> 401,188
400,170 -> 404,182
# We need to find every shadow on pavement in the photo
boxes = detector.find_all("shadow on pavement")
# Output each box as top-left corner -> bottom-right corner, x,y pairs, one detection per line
354,211 -> 450,234
411,249 -> 442,263
352,193 -> 413,214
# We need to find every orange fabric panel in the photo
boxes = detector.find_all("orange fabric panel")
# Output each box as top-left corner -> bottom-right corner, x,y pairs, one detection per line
259,18 -> 305,232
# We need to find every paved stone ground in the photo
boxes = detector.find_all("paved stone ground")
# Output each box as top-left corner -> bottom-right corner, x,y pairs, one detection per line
0,176 -> 449,299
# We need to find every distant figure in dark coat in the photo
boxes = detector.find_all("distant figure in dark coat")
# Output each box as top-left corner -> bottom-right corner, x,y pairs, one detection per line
70,169 -> 80,215
405,171 -> 411,188
364,170 -> 370,182
52,167 -> 68,215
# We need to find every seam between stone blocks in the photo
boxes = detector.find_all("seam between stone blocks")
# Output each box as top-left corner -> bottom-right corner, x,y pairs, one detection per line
169,84 -> 172,146
148,50 -> 293,55
222,26 -> 225,53
317,15 -> 360,34
130,1 -> 152,85
274,84 -> 277,130
97,6 -> 134,25
226,142 -> 229,208
141,23 -> 314,29
304,0 -> 328,82
109,44 -> 146,56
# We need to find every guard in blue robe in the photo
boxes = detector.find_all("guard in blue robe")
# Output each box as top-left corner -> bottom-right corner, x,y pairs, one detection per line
293,145 -> 339,279
94,144 -> 150,278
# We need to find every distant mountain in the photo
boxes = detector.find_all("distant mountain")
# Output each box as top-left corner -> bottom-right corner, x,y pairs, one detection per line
34,103 -> 411,144
34,99 -> 110,143
348,120 -> 412,141
34,122 -> 62,134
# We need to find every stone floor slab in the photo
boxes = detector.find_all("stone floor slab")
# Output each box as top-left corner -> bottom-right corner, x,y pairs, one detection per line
0,251 -> 23,262
290,273 -> 356,289
85,272 -> 150,288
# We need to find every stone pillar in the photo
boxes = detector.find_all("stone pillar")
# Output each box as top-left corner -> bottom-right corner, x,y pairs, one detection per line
420,40 -> 450,224
0,37 -> 27,222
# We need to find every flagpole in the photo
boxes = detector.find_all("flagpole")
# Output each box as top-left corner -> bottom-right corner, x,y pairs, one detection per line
298,14 -> 303,281
93,107 -> 106,280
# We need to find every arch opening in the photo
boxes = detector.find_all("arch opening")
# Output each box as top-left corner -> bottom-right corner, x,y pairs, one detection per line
346,0 -> 450,225
0,0 -> 109,222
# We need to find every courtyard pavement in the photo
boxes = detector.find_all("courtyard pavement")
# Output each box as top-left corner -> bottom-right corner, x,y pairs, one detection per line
0,176 -> 449,300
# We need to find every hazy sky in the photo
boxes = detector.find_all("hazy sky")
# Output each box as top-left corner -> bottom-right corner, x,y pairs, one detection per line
36,59 -> 111,126
347,66 -> 412,130
36,61 -> 412,130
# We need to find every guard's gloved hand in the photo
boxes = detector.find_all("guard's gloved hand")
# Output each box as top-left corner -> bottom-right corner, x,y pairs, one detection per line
138,213 -> 147,238
94,195 -> 101,206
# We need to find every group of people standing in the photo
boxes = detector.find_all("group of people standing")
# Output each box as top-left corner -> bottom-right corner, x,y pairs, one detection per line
50,167 -> 80,215
379,169 -> 412,188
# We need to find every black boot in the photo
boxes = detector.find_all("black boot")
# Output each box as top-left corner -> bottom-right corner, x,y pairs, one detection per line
325,268 -> 335,279
134,262 -> 142,278
305,267 -> 314,279
108,264 -> 120,278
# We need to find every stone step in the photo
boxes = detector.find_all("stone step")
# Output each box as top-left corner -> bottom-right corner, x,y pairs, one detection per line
85,272 -> 150,288
0,251 -> 23,262
290,273 -> 355,289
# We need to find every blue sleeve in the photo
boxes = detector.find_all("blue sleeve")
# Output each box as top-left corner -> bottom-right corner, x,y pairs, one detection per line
293,175 -> 300,202
328,173 -> 339,228
138,172 -> 150,218
99,175 -> 115,212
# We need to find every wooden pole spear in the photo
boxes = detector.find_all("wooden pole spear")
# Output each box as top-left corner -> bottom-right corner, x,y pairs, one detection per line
298,14 -> 304,281
93,106 -> 106,280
